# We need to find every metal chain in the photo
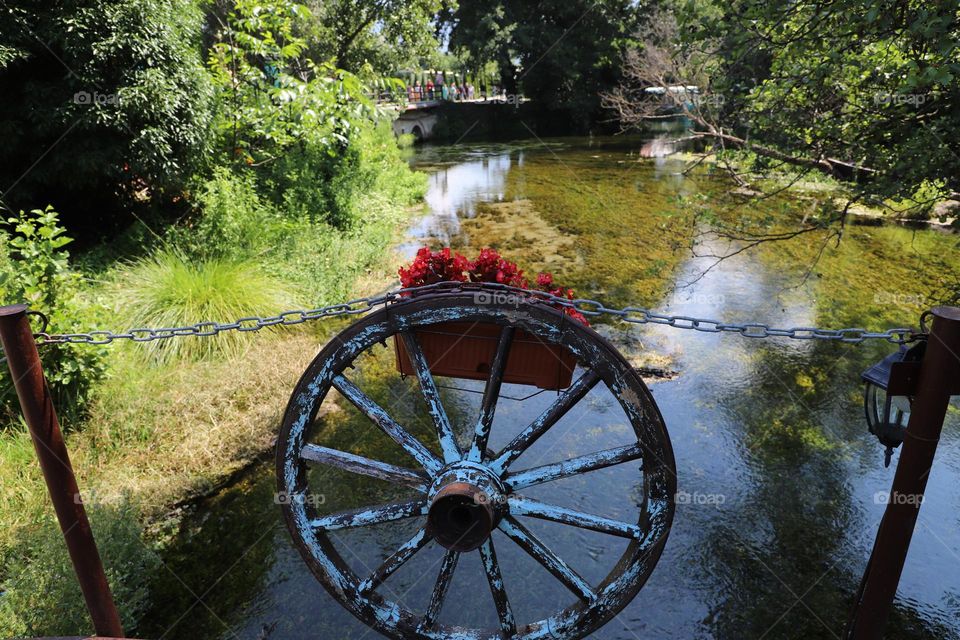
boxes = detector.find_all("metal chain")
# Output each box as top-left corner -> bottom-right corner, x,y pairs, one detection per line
31,281 -> 924,347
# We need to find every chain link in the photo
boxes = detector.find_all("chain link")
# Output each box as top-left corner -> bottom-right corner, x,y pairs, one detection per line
31,281 -> 924,347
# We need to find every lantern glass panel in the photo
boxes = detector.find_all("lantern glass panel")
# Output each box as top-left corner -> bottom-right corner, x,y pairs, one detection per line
865,383 -> 910,430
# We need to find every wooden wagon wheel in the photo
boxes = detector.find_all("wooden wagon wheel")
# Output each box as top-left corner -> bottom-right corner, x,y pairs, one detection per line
276,289 -> 676,639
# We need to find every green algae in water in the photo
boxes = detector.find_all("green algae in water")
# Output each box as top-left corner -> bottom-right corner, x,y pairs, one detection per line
437,138 -> 958,329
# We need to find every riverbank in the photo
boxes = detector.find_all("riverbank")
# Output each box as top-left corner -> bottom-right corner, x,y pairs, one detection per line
0,126 -> 426,636
672,149 -> 960,227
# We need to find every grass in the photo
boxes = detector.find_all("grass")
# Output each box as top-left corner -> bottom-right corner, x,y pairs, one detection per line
110,250 -> 299,363
73,331 -> 334,515
0,429 -> 46,555
0,502 -> 158,638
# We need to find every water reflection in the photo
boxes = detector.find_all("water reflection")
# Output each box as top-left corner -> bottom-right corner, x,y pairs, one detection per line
400,150 -> 516,257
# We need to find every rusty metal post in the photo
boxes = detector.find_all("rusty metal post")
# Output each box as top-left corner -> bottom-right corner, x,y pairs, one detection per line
0,304 -> 125,638
848,306 -> 960,638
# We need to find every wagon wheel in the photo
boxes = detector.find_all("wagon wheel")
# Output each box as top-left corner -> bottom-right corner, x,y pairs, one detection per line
276,289 -> 676,639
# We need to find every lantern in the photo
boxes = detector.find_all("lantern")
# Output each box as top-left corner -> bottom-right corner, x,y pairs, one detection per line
860,342 -> 924,466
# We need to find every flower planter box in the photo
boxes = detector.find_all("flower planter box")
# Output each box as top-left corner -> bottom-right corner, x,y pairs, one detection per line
394,321 -> 576,390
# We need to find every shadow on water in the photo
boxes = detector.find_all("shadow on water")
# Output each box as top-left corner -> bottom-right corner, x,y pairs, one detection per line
141,136 -> 960,640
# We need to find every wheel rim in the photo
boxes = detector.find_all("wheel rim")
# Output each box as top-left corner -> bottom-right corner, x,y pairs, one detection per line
276,290 -> 676,639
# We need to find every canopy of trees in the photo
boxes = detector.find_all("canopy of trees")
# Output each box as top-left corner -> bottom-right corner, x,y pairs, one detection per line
0,0 -> 214,231
608,0 -> 960,211
446,0 -> 647,124
303,0 -> 451,73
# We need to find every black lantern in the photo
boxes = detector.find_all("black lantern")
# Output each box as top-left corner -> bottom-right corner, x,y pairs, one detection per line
861,342 -> 924,466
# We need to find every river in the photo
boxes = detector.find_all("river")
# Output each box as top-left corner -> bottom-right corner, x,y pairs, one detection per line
141,135 -> 960,640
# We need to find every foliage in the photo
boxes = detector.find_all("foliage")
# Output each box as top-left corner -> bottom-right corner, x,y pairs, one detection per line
0,501 -> 159,638
174,167 -> 281,260
0,207 -> 106,424
301,0 -> 453,74
175,119 -> 425,283
208,0 -> 409,228
684,0 -> 960,208
0,0 -> 213,230
446,0 -> 644,123
110,249 -> 297,363
2,207 -> 72,306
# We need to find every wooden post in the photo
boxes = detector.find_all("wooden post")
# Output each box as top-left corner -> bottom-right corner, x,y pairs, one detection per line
0,304 -> 124,638
848,306 -> 960,638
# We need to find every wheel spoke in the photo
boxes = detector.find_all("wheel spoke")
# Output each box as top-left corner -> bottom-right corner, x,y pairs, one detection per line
508,495 -> 643,539
499,516 -> 596,603
311,500 -> 427,531
301,444 -> 429,492
468,326 -> 515,462
504,443 -> 643,491
490,369 -> 602,474
332,374 -> 443,475
400,331 -> 461,463
358,527 -> 433,594
418,549 -> 460,631
478,538 -> 516,636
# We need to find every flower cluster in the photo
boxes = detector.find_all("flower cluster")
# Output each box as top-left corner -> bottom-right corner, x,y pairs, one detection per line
399,247 -> 588,325
469,247 -> 526,287
398,247 -> 470,287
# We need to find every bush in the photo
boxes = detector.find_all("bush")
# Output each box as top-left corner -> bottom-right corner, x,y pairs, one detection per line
0,0 -> 214,230
0,207 -> 106,425
173,167 -> 283,260
0,501 -> 158,638
110,249 -> 298,363
266,120 -> 426,227
207,0 -> 425,229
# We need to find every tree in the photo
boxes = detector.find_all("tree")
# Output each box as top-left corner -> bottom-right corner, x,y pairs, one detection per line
447,0 -> 645,124
0,0 -> 214,234
300,0 -> 452,74
607,0 -> 960,216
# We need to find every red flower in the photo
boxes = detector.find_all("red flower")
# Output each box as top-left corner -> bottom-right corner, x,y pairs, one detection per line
397,247 -> 588,325
532,272 -> 586,324
468,247 -> 526,287
399,247 -> 470,288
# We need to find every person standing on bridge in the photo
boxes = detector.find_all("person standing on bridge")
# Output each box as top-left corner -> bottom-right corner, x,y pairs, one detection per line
425,78 -> 434,101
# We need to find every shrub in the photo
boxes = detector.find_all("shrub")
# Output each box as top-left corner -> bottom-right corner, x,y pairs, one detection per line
0,0 -> 214,228
110,249 -> 298,363
266,118 -> 426,228
207,0 -> 427,229
173,167 -> 283,260
0,501 -> 158,637
0,207 -> 106,425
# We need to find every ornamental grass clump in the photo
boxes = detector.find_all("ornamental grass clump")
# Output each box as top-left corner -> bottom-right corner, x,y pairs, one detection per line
111,249 -> 297,363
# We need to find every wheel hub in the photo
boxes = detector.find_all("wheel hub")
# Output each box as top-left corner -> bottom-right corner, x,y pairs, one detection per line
427,463 -> 506,552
